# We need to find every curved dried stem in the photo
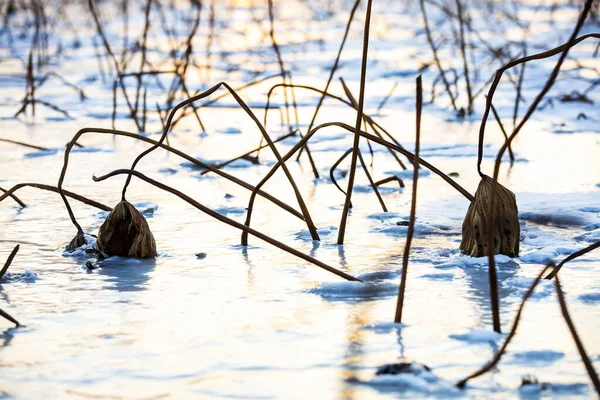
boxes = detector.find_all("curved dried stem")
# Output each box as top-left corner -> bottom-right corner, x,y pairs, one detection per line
170,74 -> 281,131
120,81 -> 320,242
455,0 -> 472,113
0,186 -> 26,207
456,264 -> 553,388
375,176 -> 405,189
241,119 -> 473,249
545,241 -> 600,280
0,183 -> 111,211
264,82 -> 408,170
329,148 -> 353,202
57,128 -> 306,240
338,79 -> 388,212
93,169 -> 360,282
482,1 -> 596,333
476,30 -> 600,176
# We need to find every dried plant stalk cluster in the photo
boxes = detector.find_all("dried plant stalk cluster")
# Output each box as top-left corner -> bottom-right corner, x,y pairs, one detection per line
460,175 -> 519,257
97,201 -> 156,258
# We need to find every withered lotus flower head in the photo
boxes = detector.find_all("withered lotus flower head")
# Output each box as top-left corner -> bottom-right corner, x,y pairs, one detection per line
460,175 -> 519,258
97,200 -> 157,258
66,230 -> 87,251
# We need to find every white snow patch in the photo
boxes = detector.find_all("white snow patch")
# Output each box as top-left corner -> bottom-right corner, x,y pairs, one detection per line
62,234 -> 98,257
449,329 -> 504,344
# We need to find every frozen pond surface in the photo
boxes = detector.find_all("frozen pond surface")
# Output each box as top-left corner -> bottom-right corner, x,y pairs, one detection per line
0,0 -> 599,398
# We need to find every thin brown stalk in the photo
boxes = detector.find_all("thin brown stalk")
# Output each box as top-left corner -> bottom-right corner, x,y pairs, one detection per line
27,46 -> 34,116
476,31 -> 600,176
338,78 -> 388,212
376,81 -> 398,114
88,0 -> 141,130
330,148 -> 353,203
35,100 -> 73,119
359,149 -> 387,212
171,74 -> 281,131
0,244 -> 19,280
337,0 -> 373,245
296,0 -> 361,164
0,308 -> 20,327
267,0 -> 293,132
375,176 -> 405,188
93,169 -> 360,282
38,72 -> 87,100
489,102 -> 515,163
513,44 -> 526,130
205,0 -> 215,81
394,76 -> 422,323
455,0 -> 473,114
419,0 -> 458,111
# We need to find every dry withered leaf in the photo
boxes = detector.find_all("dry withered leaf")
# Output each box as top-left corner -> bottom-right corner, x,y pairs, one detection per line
460,175 -> 519,257
97,200 -> 157,258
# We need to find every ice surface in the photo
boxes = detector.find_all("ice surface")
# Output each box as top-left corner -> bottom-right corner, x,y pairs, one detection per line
1,1 -> 599,398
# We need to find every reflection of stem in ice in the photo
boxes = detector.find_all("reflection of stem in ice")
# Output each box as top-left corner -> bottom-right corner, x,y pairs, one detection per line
457,264 -> 552,389
457,263 -> 600,395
